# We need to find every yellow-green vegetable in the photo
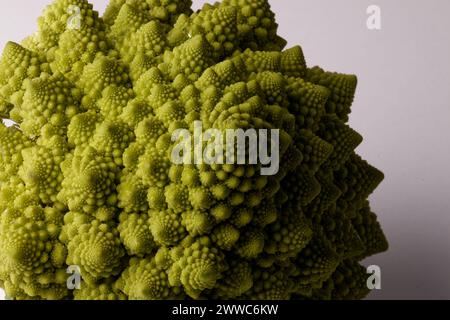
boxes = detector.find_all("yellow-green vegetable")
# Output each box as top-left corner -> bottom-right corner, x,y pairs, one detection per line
0,0 -> 387,300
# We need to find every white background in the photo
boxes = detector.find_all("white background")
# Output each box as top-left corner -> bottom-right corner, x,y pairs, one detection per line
0,0 -> 449,300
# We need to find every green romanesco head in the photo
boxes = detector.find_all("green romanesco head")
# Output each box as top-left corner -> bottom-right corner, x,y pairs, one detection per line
0,0 -> 387,300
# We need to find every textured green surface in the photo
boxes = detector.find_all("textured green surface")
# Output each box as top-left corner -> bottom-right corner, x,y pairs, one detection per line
0,0 -> 387,300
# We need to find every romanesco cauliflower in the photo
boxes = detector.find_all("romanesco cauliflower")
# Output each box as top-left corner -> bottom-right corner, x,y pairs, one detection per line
0,0 -> 387,300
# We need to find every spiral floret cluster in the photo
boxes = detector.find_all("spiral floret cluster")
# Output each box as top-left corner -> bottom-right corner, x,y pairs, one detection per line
0,0 -> 387,300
